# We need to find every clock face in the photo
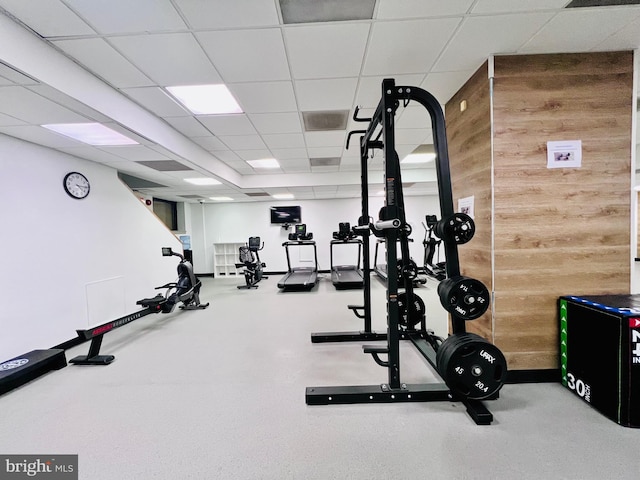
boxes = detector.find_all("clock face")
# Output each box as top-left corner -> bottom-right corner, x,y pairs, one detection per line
64,172 -> 90,199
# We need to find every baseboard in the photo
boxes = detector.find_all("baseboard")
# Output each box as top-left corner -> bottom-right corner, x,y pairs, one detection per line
505,368 -> 560,384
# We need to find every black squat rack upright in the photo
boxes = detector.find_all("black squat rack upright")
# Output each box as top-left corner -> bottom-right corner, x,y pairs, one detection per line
305,79 -> 508,425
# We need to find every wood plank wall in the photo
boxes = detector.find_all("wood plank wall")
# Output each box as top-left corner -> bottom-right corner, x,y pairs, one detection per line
446,52 -> 634,371
445,61 -> 493,338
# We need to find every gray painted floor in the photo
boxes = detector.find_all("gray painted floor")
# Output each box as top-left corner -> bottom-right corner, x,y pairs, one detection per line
1,274 -> 639,479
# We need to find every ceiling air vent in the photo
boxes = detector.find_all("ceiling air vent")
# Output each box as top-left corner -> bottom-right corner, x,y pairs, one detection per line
279,0 -> 376,24
302,110 -> 349,131
244,192 -> 271,197
179,195 -> 206,199
136,160 -> 192,171
565,0 -> 640,7
310,157 -> 340,167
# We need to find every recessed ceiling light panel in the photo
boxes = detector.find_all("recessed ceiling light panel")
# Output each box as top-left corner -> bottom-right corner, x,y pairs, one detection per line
42,123 -> 138,145
247,158 -> 280,169
272,193 -> 294,200
166,84 -> 243,115
184,177 -> 222,185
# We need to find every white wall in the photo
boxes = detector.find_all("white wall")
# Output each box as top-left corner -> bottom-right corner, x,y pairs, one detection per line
189,195 -> 443,274
0,134 -> 182,361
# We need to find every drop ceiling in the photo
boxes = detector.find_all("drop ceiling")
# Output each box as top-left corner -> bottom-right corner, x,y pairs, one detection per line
0,0 -> 639,203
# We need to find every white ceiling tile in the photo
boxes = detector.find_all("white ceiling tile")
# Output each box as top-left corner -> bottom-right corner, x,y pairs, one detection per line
307,146 -> 343,158
377,0 -> 475,18
197,29 -> 290,82
262,133 -> 305,149
397,106 -> 433,130
0,125 -> 84,147
164,117 -> 212,137
52,38 -> 153,89
26,85 -> 112,123
356,75 -> 425,108
121,87 -> 188,117
197,115 -> 257,136
192,136 -> 228,151
311,165 -> 340,173
174,0 -> 279,29
520,8 -> 640,53
248,112 -> 302,134
270,148 -> 308,159
304,131 -> 346,148
363,18 -> 462,75
278,158 -> 309,168
0,86 -> 89,124
340,163 -> 361,172
64,0 -> 186,34
597,14 -> 640,51
282,162 -> 311,172
0,64 -> 38,85
230,82 -> 297,114
235,149 -> 273,161
97,145 -> 172,161
59,146 -> 132,163
285,23 -> 370,79
420,70 -> 475,104
433,13 -> 555,72
0,0 -> 95,36
0,112 -> 26,126
213,150 -> 242,163
109,33 -> 222,86
281,165 -> 310,174
296,78 -> 358,111
147,144 -> 185,160
395,128 -> 431,145
219,135 -> 267,150
471,0 -> 569,14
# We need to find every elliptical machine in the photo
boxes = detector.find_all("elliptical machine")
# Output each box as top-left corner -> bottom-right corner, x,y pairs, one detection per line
422,215 -> 446,281
138,247 -> 209,312
235,237 -> 268,289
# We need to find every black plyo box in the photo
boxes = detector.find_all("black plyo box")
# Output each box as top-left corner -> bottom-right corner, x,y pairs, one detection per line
559,295 -> 640,427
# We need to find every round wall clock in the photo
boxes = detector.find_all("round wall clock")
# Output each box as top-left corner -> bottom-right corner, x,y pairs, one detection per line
63,172 -> 90,199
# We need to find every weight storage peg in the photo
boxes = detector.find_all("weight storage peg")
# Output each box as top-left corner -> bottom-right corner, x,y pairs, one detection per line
436,332 -> 507,400
438,276 -> 489,321
434,213 -> 475,245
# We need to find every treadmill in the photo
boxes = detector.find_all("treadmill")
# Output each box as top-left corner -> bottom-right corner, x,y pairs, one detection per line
277,224 -> 319,291
373,239 -> 387,280
330,222 -> 364,290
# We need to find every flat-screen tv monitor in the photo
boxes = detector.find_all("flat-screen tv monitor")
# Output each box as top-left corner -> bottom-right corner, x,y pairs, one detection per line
270,205 -> 301,224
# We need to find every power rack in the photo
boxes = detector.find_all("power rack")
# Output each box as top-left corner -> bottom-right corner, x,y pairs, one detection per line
305,79 -> 507,425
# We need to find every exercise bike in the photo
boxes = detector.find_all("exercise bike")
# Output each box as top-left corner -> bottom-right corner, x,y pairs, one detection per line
235,237 -> 268,289
137,247 -> 209,312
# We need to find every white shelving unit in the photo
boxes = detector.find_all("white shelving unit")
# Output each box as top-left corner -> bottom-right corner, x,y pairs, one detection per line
213,243 -> 245,277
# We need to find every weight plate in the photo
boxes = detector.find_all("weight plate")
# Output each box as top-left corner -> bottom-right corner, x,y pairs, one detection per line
438,276 -> 489,321
435,213 -> 475,245
396,259 -> 418,284
397,292 -> 425,328
436,333 -> 507,400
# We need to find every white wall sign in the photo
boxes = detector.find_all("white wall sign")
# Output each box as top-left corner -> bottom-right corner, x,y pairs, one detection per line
547,140 -> 582,169
458,195 -> 475,218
